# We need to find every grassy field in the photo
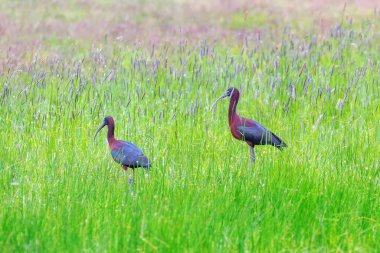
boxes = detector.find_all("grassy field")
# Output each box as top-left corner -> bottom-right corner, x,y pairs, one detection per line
1,1 -> 380,252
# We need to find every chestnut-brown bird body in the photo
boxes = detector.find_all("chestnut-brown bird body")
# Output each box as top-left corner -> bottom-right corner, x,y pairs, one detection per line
213,87 -> 287,161
94,116 -> 151,170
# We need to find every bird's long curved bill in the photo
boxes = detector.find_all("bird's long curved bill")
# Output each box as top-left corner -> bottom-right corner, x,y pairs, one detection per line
211,94 -> 228,110
94,123 -> 106,141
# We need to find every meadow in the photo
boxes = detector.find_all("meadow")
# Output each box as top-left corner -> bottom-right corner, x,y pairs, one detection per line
1,1 -> 380,252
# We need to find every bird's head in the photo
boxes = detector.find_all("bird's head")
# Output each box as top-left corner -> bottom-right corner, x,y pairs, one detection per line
94,116 -> 114,141
211,87 -> 237,109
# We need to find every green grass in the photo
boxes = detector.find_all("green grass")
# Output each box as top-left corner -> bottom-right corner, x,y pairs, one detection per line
1,18 -> 380,252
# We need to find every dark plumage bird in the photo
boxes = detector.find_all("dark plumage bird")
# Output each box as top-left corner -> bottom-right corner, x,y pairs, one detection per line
94,116 -> 151,182
212,87 -> 287,162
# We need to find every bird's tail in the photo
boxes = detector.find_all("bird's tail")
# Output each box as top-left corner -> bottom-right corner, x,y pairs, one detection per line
270,132 -> 287,151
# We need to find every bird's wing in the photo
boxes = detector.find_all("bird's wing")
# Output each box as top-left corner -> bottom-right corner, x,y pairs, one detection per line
237,123 -> 287,150
111,142 -> 151,168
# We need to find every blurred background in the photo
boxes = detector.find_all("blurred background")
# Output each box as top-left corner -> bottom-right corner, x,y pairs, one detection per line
1,0 -> 379,71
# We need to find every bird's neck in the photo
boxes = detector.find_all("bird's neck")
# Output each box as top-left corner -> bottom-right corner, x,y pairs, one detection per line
107,124 -> 116,144
228,92 -> 239,125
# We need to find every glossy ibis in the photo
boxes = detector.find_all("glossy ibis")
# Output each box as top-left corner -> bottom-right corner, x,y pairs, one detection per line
212,87 -> 287,162
94,116 -> 151,183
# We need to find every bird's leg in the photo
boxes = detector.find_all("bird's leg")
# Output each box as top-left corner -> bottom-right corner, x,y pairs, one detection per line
123,165 -> 135,195
249,146 -> 256,163
128,169 -> 134,185
123,165 -> 134,186
129,169 -> 136,196
131,169 -> 135,184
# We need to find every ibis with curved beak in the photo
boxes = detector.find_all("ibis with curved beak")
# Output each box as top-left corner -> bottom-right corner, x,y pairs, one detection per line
212,87 -> 287,162
94,116 -> 151,183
